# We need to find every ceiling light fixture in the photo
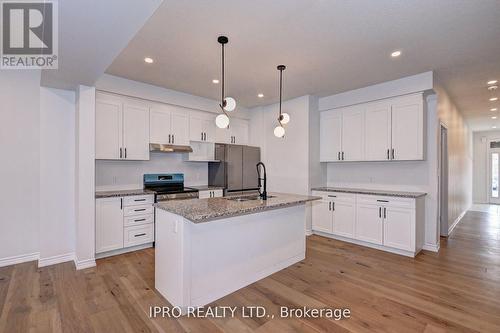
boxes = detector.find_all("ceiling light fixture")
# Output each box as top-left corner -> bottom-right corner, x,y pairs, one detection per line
215,36 -> 236,129
491,108 -> 498,111
274,65 -> 290,138
490,97 -> 498,102
391,50 -> 402,58
488,80 -> 498,85
258,93 -> 264,98
492,116 -> 497,119
144,57 -> 154,64
212,79 -> 219,84
493,126 -> 497,129
488,85 -> 498,91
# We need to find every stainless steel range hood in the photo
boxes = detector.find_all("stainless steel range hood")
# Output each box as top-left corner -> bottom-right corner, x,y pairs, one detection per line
150,143 -> 193,153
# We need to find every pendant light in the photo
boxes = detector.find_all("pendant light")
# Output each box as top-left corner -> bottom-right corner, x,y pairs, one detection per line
274,65 -> 290,138
215,36 -> 236,129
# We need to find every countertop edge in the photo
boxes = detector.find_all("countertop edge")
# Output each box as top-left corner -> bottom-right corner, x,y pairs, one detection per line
311,187 -> 427,198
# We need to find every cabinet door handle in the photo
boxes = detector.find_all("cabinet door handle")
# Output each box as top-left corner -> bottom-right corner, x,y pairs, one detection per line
391,148 -> 395,160
204,132 -> 207,141
328,195 -> 336,197
168,134 -> 171,143
134,208 -> 146,212
332,202 -> 335,211
387,149 -> 390,160
342,152 -> 345,160
338,152 -> 340,160
379,207 -> 381,218
329,202 -> 332,211
120,198 -> 123,210
384,207 -> 387,219
124,148 -> 127,159
134,233 -> 146,237
172,134 -> 175,144
119,148 -> 122,159
134,218 -> 146,222
201,132 -> 204,141
377,199 -> 389,203
134,199 -> 146,202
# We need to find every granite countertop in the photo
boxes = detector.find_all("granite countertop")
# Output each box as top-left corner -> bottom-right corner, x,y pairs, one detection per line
311,187 -> 426,198
188,185 -> 225,191
95,188 -> 155,199
154,192 -> 320,223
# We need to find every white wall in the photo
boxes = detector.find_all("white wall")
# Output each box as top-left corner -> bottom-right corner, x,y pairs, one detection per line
472,130 -> 500,203
0,71 -> 41,266
74,85 -> 96,269
434,85 -> 473,231
39,88 -> 76,264
96,153 -> 208,189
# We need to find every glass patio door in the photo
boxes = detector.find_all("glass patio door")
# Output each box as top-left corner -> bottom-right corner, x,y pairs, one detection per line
490,147 -> 500,204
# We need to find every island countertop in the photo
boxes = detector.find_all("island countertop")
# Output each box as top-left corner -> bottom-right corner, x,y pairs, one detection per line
154,192 -> 320,223
311,187 -> 426,198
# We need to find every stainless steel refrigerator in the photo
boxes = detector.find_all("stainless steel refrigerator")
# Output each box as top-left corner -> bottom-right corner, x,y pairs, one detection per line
208,144 -> 261,196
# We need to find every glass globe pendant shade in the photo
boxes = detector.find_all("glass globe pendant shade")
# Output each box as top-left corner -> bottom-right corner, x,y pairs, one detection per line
223,97 -> 236,112
274,125 -> 285,138
215,114 -> 230,128
279,112 -> 290,125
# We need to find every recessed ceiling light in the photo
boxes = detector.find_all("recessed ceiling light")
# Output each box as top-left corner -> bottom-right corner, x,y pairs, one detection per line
492,116 -> 497,119
493,126 -> 497,129
491,108 -> 498,111
257,93 -> 264,98
212,79 -> 219,84
391,50 -> 402,58
144,57 -> 154,64
488,80 -> 498,85
490,97 -> 498,101
488,85 -> 498,91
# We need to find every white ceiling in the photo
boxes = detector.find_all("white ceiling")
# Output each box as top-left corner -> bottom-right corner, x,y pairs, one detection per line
41,0 -> 162,89
106,0 -> 500,130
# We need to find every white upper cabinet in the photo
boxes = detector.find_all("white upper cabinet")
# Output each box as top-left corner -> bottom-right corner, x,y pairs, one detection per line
96,92 -> 149,160
320,93 -> 424,162
150,104 -> 190,146
320,111 -> 342,161
123,102 -> 150,160
341,105 -> 365,161
215,118 -> 249,145
391,94 -> 424,161
96,97 -> 122,160
190,112 -> 216,143
365,101 -> 392,161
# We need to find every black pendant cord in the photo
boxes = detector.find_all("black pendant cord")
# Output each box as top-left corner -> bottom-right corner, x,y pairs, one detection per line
221,42 -> 225,107
277,65 -> 286,125
217,36 -> 229,115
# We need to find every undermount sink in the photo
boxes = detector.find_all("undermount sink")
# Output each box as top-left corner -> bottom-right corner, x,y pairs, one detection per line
226,195 -> 276,202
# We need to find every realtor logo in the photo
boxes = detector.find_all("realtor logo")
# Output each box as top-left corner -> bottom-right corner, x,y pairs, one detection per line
1,0 -> 58,69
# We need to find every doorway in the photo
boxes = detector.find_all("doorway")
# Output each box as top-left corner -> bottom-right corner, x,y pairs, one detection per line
439,125 -> 449,237
488,141 -> 500,204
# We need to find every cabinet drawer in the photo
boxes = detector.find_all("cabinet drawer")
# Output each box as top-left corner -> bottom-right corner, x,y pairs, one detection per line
124,204 -> 154,217
124,224 -> 154,247
124,214 -> 153,227
123,195 -> 154,207
356,195 -> 414,209
312,191 -> 355,203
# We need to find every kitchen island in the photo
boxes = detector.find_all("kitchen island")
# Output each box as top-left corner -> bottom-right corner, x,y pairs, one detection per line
154,193 -> 319,311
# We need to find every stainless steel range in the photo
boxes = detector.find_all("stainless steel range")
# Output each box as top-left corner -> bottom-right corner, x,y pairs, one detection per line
143,173 -> 198,202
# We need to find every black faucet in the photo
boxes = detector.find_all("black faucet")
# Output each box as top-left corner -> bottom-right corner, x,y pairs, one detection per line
256,162 -> 267,200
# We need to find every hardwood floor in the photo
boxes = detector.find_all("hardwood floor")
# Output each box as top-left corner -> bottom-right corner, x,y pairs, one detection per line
1,210 -> 499,332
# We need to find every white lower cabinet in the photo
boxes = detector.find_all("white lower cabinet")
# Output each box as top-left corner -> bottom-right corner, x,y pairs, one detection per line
198,189 -> 224,199
96,194 -> 155,255
312,191 -> 424,257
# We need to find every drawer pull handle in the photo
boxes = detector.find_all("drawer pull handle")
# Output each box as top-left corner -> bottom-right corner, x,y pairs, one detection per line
376,200 -> 389,203
134,218 -> 146,222
328,195 -> 337,197
134,233 -> 147,237
134,199 -> 146,202
134,209 -> 146,212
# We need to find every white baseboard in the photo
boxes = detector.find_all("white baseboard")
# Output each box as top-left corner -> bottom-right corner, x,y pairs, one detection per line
95,243 -> 153,259
305,229 -> 313,236
422,243 -> 440,252
448,210 -> 466,235
74,258 -> 96,270
38,252 -> 74,268
0,252 -> 39,268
